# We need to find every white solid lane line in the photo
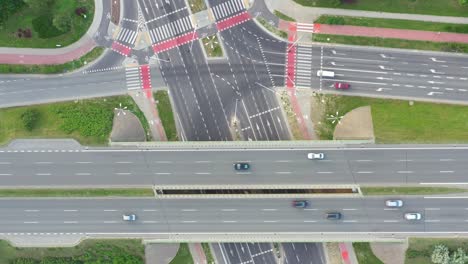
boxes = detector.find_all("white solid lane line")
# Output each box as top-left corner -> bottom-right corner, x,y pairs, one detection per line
440,171 -> 454,173
355,160 -> 373,162
156,161 -> 173,164
304,209 -> 317,211
356,171 -> 373,174
36,173 -> 51,176
397,171 -> 413,174
303,220 -> 317,223
262,209 -> 277,211
195,172 -> 211,175
143,209 -> 157,212
115,161 -> 133,164
64,210 -> 78,212
223,220 -> 238,223
182,220 -> 197,223
34,162 -> 53,164
24,210 -> 39,212
342,209 -> 357,211
115,172 -> 132,175
75,161 -> 93,164
263,220 -> 278,223
317,171 -> 333,174
103,209 -> 117,212
155,172 -> 172,175
24,222 -> 38,224
75,173 -> 91,176
64,221 -> 78,224
182,209 -> 198,212
275,172 -> 292,174
221,209 -> 238,211
343,220 -> 357,223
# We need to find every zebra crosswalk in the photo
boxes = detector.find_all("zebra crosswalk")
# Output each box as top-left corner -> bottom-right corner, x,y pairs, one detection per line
295,45 -> 313,87
148,16 -> 194,44
125,67 -> 141,90
296,23 -> 314,33
116,27 -> 138,46
211,0 -> 245,21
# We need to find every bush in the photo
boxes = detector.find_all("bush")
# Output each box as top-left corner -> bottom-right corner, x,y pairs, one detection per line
0,0 -> 25,26
53,11 -> 72,32
460,0 -> 468,6
17,28 -> 32,38
331,0 -> 342,7
21,109 -> 40,131
75,7 -> 88,16
32,15 -> 64,38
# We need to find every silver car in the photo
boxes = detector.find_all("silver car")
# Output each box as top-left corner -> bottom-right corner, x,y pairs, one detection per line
123,214 -> 137,221
404,213 -> 422,221
385,200 -> 403,207
307,153 -> 325,160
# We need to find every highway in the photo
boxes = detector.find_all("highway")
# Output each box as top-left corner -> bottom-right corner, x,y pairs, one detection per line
0,145 -> 467,187
1,197 -> 467,234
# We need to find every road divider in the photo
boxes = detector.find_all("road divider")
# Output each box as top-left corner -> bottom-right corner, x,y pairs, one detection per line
0,188 -> 154,197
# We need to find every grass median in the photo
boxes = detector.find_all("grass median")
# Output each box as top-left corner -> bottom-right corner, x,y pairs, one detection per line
361,187 -> 467,196
313,34 -> 468,54
0,47 -> 105,74
170,243 -> 194,264
187,0 -> 207,13
0,95 -> 149,146
0,239 -> 144,264
353,243 -> 383,264
201,243 -> 215,264
293,0 -> 468,17
201,35 -> 223,57
274,10 -> 296,22
154,91 -> 178,141
315,15 -> 468,33
314,95 -> 468,143
0,188 -> 154,197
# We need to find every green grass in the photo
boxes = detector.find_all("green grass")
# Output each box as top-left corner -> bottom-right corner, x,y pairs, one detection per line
314,95 -> 468,143
0,95 -> 148,146
313,34 -> 468,53
315,15 -> 468,33
201,35 -> 223,57
256,17 -> 288,39
274,10 -> 296,22
154,91 -> 178,141
0,0 -> 94,48
0,239 -> 144,264
353,242 -> 383,264
280,91 -> 304,140
0,188 -> 153,197
0,47 -> 104,74
293,0 -> 468,17
406,238 -> 468,264
201,243 -> 215,264
170,243 -> 194,264
361,187 -> 467,195
188,0 -> 207,13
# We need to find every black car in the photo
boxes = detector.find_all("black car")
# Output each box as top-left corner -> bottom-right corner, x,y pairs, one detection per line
234,163 -> 250,171
326,212 -> 342,220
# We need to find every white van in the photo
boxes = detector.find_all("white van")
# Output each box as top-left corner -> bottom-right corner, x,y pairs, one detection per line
316,70 -> 335,78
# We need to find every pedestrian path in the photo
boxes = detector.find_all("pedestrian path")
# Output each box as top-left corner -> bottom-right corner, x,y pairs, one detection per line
148,16 -> 194,44
295,45 -> 313,88
315,24 -> 468,44
211,0 -> 246,21
115,27 -> 138,46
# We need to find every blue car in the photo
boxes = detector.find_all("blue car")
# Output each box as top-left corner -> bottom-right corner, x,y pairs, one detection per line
292,200 -> 309,208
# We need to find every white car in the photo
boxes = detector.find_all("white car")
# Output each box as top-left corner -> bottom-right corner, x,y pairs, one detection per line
404,213 -> 422,221
123,214 -> 137,221
385,200 -> 403,207
307,153 -> 325,160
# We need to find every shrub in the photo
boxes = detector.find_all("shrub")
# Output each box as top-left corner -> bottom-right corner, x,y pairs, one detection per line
32,15 -> 64,38
16,28 -> 32,38
0,0 -> 25,26
53,11 -> 72,32
460,0 -> 468,6
431,244 -> 450,264
325,16 -> 346,25
331,0 -> 342,7
75,7 -> 88,16
21,109 -> 40,131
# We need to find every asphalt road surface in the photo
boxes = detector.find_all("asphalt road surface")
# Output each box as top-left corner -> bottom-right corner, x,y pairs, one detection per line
1,145 -> 467,187
0,197 -> 467,234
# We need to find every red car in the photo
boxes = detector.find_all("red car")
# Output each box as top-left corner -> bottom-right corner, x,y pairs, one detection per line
334,82 -> 350,90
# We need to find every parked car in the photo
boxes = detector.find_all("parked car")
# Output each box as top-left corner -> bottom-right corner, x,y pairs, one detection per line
234,163 -> 250,171
307,153 -> 325,160
334,82 -> 350,90
292,200 -> 309,208
404,213 -> 422,221
326,212 -> 342,220
123,214 -> 137,221
385,200 -> 404,208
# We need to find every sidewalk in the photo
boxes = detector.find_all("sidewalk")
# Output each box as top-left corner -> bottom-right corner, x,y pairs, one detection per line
0,0 -> 103,65
189,243 -> 207,264
339,242 -> 359,264
264,0 -> 468,24
315,24 -> 468,44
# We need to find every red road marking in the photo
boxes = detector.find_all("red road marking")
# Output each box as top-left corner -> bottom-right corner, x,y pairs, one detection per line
313,23 -> 321,33
339,243 -> 352,264
216,12 -> 251,31
111,41 -> 131,56
152,31 -> 199,53
139,65 -> 152,98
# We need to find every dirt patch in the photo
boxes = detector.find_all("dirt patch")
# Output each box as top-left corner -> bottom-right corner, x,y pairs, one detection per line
333,106 -> 374,140
111,0 -> 120,25
370,242 -> 408,264
110,109 -> 146,142
325,242 -> 343,264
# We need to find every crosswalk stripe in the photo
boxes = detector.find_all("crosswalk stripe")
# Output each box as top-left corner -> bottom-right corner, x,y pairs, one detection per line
238,0 -> 245,9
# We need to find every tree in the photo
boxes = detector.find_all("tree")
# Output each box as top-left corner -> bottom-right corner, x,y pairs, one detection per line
53,11 -> 72,32
21,109 -> 40,131
23,0 -> 52,11
450,248 -> 468,264
460,0 -> 468,6
432,244 -> 450,264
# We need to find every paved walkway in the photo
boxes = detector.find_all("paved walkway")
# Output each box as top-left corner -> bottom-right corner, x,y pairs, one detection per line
189,243 -> 207,264
0,0 -> 103,65
339,242 -> 359,264
264,0 -> 468,24
316,24 -> 468,44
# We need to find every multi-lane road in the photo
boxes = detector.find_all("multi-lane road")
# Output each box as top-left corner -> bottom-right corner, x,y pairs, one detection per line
1,197 -> 468,235
1,144 -> 467,187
